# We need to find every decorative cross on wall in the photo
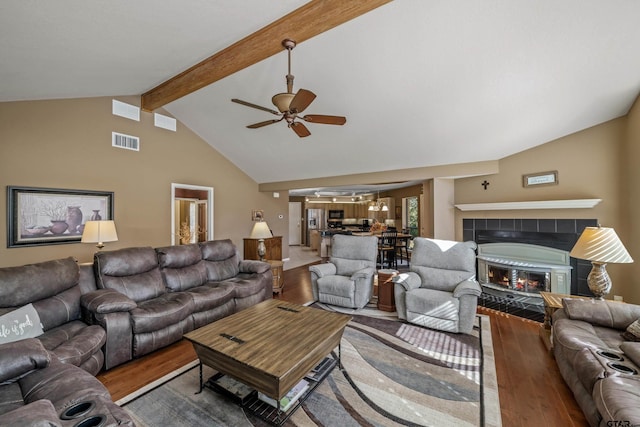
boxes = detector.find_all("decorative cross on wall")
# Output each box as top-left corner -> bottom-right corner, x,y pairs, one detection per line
481,180 -> 490,190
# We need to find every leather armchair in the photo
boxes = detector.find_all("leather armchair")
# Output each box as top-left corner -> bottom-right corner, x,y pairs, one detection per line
393,238 -> 481,334
309,234 -> 378,308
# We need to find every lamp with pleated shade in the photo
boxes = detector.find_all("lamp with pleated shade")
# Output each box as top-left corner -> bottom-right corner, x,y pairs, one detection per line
570,226 -> 633,299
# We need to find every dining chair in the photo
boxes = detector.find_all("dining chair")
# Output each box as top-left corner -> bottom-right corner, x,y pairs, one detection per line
378,230 -> 397,269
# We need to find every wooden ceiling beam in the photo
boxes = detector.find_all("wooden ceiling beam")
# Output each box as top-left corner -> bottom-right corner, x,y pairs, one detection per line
140,0 -> 392,111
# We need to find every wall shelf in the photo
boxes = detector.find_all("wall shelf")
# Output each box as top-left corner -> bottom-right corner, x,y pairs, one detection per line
454,199 -> 602,211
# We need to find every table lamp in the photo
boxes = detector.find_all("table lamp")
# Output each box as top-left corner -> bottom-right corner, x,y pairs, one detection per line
569,226 -> 633,299
250,221 -> 271,261
81,220 -> 119,249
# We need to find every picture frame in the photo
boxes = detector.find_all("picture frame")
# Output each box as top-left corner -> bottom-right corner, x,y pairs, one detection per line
7,186 -> 114,248
251,209 -> 264,222
523,171 -> 558,188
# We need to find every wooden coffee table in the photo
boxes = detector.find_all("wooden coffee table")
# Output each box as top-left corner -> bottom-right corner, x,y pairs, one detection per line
184,299 -> 351,424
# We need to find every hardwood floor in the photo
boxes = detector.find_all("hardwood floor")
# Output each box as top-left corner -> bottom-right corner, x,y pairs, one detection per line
98,261 -> 588,426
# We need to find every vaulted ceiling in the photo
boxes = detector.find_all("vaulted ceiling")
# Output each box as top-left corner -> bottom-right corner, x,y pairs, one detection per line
2,1 -> 640,192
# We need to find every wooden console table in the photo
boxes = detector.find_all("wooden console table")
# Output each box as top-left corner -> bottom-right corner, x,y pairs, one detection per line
243,236 -> 282,261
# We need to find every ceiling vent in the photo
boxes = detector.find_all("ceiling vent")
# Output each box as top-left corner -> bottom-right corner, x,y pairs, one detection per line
112,132 -> 139,151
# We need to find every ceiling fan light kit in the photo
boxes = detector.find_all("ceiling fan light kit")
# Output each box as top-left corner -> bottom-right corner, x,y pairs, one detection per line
231,39 -> 346,138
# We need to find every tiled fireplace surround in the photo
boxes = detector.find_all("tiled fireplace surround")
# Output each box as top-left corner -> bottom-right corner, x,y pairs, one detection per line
463,218 -> 598,320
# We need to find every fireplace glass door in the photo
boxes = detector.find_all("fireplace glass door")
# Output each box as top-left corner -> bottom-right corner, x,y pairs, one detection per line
486,263 -> 550,294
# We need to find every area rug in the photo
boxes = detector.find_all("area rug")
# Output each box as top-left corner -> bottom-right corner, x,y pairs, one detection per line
123,306 -> 501,427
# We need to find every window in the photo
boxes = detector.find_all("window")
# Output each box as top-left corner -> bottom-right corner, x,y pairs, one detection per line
403,196 -> 419,238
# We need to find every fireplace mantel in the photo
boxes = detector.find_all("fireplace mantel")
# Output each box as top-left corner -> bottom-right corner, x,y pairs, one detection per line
455,199 -> 601,211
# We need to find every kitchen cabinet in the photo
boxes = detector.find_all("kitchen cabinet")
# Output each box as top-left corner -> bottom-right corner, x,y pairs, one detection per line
243,236 -> 282,261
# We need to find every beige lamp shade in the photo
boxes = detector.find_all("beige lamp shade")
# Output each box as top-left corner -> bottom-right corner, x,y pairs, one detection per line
81,220 -> 118,249
570,226 -> 633,299
570,227 -> 633,264
250,221 -> 272,239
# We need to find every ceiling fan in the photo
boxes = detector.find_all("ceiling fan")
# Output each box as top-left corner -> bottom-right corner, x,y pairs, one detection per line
231,39 -> 346,138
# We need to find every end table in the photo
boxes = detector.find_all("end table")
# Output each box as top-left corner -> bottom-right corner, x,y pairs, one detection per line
267,260 -> 284,294
377,269 -> 398,312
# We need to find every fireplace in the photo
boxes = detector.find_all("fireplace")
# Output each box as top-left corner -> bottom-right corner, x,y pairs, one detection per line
477,242 -> 572,318
463,218 -> 598,321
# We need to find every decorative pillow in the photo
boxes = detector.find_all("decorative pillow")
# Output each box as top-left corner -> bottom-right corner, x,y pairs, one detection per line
622,319 -> 640,342
0,304 -> 44,344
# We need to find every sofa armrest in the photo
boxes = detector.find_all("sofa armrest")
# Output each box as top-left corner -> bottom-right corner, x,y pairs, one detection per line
453,279 -> 482,298
0,338 -> 50,384
239,260 -> 271,274
0,399 -> 62,427
81,289 -> 137,314
309,263 -> 337,278
392,272 -> 422,292
351,267 -> 376,281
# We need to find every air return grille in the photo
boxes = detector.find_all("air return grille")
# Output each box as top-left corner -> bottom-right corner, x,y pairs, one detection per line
112,132 -> 139,151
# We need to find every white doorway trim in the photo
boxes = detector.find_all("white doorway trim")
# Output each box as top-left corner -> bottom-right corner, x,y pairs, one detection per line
171,183 -> 214,245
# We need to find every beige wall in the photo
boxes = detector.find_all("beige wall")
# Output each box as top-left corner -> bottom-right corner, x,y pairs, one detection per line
624,96 -> 640,303
455,117 -> 634,300
0,96 -> 289,267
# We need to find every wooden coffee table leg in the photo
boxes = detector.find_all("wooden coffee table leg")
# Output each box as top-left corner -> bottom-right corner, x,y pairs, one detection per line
195,361 -> 203,394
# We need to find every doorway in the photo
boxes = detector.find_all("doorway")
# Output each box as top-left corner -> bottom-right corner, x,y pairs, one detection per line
288,202 -> 302,245
171,183 -> 214,245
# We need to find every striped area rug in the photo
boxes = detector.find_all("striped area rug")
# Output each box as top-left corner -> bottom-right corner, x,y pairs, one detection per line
124,304 -> 500,427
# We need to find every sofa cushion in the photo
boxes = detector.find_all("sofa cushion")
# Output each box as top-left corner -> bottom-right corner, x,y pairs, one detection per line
621,342 -> 640,367
161,261 -> 208,292
186,283 -> 235,312
156,244 -> 208,291
0,257 -> 79,308
156,244 -> 202,268
200,239 -> 240,280
130,293 -> 194,334
44,324 -> 106,367
0,304 -> 43,344
100,268 -> 165,303
563,298 -> 640,330
32,285 -> 82,331
224,273 -> 268,298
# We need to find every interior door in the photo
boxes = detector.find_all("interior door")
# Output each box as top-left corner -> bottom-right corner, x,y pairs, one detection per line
288,202 -> 302,245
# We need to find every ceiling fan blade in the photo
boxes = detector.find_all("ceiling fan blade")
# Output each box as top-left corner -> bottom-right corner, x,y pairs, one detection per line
302,114 -> 347,125
288,89 -> 316,113
232,99 -> 280,116
290,122 -> 311,137
247,118 -> 282,129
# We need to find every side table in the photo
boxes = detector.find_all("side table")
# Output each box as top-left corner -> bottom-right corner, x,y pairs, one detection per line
377,269 -> 398,312
267,260 -> 284,294
539,291 -> 590,352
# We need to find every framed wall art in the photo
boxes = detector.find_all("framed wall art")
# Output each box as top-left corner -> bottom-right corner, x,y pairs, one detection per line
251,209 -> 264,222
522,171 -> 558,188
7,186 -> 114,247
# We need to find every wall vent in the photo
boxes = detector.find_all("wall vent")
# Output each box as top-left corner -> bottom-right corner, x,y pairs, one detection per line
112,132 -> 139,151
